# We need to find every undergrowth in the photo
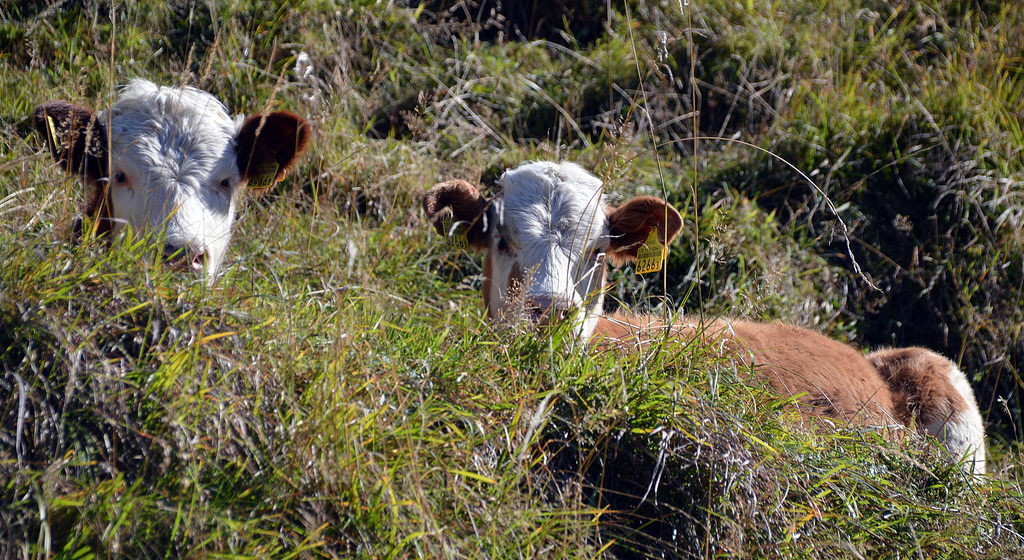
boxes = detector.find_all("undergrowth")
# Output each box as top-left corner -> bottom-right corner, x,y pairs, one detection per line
2,0 -> 1023,558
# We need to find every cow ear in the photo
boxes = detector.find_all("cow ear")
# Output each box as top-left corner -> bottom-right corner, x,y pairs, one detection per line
606,196 -> 682,265
423,180 -> 493,250
33,100 -> 108,181
236,111 -> 311,190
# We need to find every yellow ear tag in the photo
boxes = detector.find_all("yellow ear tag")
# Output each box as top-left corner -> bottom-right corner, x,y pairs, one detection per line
247,161 -> 279,189
441,214 -> 469,250
635,228 -> 667,275
45,114 -> 60,148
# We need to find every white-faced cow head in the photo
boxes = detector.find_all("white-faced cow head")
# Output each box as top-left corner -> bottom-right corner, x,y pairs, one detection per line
34,79 -> 311,283
424,161 -> 682,339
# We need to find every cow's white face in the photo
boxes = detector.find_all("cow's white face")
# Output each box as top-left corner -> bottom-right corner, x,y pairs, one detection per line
485,162 -> 610,338
425,161 -> 683,340
105,81 -> 243,277
35,79 -> 311,284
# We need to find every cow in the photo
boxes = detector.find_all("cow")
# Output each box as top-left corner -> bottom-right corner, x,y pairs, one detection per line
424,161 -> 986,476
34,79 -> 311,283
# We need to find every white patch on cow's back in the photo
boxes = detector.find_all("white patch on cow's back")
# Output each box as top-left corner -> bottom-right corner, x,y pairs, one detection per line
937,362 -> 987,476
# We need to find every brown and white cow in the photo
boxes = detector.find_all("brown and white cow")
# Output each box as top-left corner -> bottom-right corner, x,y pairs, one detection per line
424,161 -> 986,476
35,79 -> 310,283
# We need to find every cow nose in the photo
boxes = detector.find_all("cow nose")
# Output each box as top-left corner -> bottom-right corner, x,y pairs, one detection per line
163,243 -> 206,273
526,296 -> 571,325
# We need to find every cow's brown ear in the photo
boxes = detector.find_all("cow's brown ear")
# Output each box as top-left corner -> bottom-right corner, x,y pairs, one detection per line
33,100 -> 108,181
423,180 -> 493,250
236,111 -> 311,190
606,196 -> 682,264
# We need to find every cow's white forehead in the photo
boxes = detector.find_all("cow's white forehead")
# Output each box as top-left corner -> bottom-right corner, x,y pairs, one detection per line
107,80 -> 239,184
495,162 -> 607,252
113,79 -> 235,128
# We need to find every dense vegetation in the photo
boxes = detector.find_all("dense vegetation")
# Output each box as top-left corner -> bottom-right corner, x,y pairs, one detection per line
2,0 -> 1023,557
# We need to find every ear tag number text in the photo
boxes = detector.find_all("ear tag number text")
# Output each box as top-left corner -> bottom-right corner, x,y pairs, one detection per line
635,228 -> 666,275
441,214 -> 469,250
248,161 -> 279,189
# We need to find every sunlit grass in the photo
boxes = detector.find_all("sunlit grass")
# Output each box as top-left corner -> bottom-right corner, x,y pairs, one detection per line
2,0 -> 1023,558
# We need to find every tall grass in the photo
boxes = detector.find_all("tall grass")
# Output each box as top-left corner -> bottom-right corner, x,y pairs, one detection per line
2,0 -> 1023,558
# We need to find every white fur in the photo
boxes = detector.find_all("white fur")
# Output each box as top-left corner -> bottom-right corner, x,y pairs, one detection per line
488,162 -> 609,338
928,362 -> 987,475
103,79 -> 246,281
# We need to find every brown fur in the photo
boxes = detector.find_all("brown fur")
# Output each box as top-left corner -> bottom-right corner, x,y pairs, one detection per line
596,197 -> 901,429
715,320 -> 899,426
422,179 -> 491,249
868,347 -> 968,430
593,314 -> 905,429
235,111 -> 312,186
482,249 -> 525,320
590,310 -> 669,349
606,196 -> 683,265
33,101 -> 115,237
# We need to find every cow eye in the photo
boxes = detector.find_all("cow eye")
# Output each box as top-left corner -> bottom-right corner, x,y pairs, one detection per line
113,171 -> 127,183
497,237 -> 513,255
219,178 -> 232,190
